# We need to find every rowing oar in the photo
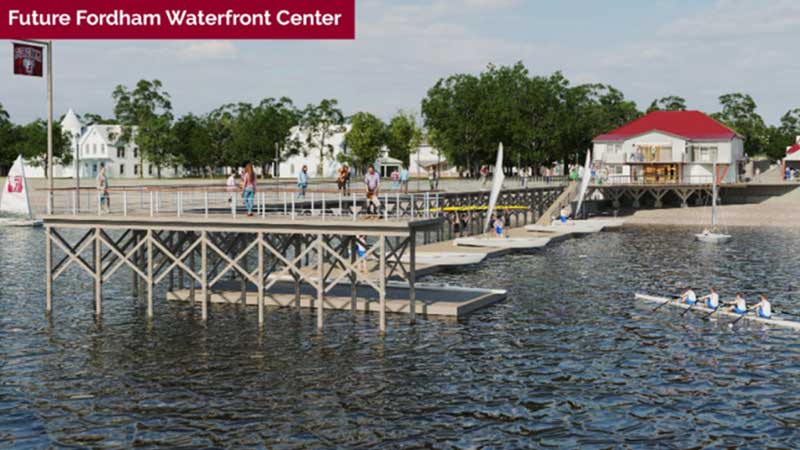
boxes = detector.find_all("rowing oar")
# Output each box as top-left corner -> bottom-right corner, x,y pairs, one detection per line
730,306 -> 754,326
702,305 -> 719,320
651,295 -> 681,312
681,299 -> 697,316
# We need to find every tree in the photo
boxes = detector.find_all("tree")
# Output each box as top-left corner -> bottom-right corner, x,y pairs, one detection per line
0,103 -> 15,173
300,99 -> 345,176
646,96 -> 687,113
421,73 -> 487,175
12,120 -> 71,174
763,108 -> 800,161
712,93 -> 767,156
385,111 -> 421,166
344,112 -> 385,170
218,98 -> 300,176
112,79 -> 173,178
81,113 -> 117,126
171,113 -> 212,176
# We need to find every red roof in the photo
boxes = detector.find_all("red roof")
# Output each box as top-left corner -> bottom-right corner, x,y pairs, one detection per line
788,143 -> 800,155
593,110 -> 739,142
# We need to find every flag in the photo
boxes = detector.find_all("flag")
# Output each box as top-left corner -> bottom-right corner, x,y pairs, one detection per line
13,43 -> 43,77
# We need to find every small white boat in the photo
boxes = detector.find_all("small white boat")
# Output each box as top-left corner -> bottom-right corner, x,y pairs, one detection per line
1,155 -> 39,227
694,231 -> 731,243
696,154 -> 731,243
634,293 -> 800,330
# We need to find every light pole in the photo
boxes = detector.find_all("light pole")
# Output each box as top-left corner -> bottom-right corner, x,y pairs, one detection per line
74,131 -> 80,210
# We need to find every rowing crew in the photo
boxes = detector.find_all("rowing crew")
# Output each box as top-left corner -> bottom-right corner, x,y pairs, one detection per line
679,287 -> 772,318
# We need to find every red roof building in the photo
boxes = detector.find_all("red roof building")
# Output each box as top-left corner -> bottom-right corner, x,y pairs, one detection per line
592,110 -> 745,185
594,110 -> 740,142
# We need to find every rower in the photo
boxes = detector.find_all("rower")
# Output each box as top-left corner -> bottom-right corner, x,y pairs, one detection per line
753,294 -> 772,319
679,286 -> 697,305
727,292 -> 747,314
699,287 -> 719,309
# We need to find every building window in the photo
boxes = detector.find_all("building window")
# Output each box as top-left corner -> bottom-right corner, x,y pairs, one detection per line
101,144 -> 106,154
117,148 -> 125,158
690,145 -> 718,162
92,143 -> 97,154
120,164 -> 125,175
133,148 -> 138,158
134,164 -> 139,175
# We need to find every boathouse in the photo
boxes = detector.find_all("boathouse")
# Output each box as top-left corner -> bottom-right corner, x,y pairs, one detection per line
593,111 -> 745,185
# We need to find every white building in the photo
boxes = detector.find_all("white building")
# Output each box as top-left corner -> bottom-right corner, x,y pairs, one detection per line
278,124 -> 351,178
26,108 -> 181,178
592,110 -> 745,184
409,142 -> 457,177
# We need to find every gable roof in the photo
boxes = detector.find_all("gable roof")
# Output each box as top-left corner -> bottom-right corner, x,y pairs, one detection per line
594,110 -> 740,142
788,143 -> 800,155
60,108 -> 82,134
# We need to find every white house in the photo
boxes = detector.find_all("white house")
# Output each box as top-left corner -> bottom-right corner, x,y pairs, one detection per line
278,124 -> 351,178
409,142 -> 458,177
592,110 -> 745,184
26,108 -> 182,179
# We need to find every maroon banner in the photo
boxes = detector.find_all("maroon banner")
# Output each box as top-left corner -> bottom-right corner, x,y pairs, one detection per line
1,0 -> 355,39
12,43 -> 43,77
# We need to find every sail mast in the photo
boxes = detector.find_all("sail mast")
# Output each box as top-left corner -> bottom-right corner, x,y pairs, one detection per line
711,152 -> 717,228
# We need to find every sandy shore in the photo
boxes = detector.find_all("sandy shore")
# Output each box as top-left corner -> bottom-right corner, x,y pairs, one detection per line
622,190 -> 800,228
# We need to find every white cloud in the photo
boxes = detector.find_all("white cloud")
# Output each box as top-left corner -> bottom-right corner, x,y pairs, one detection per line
173,41 -> 239,60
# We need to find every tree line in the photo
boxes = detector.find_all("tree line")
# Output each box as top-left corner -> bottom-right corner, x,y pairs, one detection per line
2,61 -> 800,177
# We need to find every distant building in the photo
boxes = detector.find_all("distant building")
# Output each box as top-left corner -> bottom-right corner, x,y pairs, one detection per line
592,111 -> 745,184
278,124 -> 351,178
783,136 -> 800,172
409,142 -> 458,177
26,108 -> 182,178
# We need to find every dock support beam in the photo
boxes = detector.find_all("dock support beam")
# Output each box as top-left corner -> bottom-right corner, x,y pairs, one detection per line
146,230 -> 153,318
257,232 -> 264,327
409,232 -> 416,324
201,230 -> 208,321
45,227 -> 52,313
379,235 -> 386,333
317,235 -> 324,330
94,228 -> 102,316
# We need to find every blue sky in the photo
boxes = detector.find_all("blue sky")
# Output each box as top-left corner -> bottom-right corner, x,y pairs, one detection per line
2,0 -> 799,125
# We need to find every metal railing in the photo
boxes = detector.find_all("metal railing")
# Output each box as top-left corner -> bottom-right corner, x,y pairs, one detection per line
594,174 -> 717,186
46,186 -> 445,222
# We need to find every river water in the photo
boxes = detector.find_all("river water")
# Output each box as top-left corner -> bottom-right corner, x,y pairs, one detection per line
2,225 -> 800,449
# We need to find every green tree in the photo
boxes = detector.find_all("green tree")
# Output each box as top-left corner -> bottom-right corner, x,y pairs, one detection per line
0,103 -> 15,173
763,108 -> 800,160
112,79 -> 173,178
712,93 -> 766,156
421,73 -> 487,175
385,111 -> 421,166
225,98 -> 301,175
646,96 -> 687,113
344,112 -> 386,170
171,113 -> 213,176
300,99 -> 345,176
81,113 -> 117,126
12,120 -> 71,174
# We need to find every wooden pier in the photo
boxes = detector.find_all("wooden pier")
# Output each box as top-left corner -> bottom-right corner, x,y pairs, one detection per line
44,214 -> 442,332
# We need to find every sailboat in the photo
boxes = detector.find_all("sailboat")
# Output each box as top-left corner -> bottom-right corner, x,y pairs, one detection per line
0,155 -> 42,227
454,143 -> 550,249
695,153 -> 730,243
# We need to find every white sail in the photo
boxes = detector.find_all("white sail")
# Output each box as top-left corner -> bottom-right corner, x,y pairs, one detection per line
0,155 -> 33,219
484,143 -> 505,233
574,151 -> 592,219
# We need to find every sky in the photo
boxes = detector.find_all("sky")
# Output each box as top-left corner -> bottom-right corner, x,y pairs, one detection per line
2,0 -> 800,126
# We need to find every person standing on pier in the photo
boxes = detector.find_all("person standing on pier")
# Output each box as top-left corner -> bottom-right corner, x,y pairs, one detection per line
364,164 -> 381,217
337,165 -> 348,195
97,163 -> 110,213
241,162 -> 257,217
479,165 -> 489,187
226,170 -> 238,205
400,165 -> 409,193
297,165 -> 309,199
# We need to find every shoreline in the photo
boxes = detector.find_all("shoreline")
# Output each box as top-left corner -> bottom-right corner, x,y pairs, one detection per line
618,202 -> 800,228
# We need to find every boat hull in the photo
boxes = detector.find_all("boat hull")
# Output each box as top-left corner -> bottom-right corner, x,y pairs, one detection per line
634,293 -> 800,330
695,233 -> 731,243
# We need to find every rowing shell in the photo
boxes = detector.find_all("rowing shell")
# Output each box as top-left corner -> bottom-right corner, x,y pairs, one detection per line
634,293 -> 800,331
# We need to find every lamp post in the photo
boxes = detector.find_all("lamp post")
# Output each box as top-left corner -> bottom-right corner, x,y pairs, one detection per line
74,131 -> 80,211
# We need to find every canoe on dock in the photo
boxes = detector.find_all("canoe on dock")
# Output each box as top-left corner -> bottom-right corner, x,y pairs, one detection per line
634,293 -> 800,330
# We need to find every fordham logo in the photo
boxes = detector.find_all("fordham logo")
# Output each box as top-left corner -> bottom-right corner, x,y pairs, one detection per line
13,44 -> 44,77
6,176 -> 23,193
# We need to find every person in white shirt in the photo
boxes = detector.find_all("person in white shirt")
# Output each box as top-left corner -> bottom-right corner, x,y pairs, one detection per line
753,294 -> 772,319
727,292 -> 747,314
680,287 -> 697,305
699,287 -> 719,309
226,170 -> 238,204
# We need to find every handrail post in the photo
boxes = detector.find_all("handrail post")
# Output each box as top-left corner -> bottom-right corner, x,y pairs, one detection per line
123,191 -> 128,217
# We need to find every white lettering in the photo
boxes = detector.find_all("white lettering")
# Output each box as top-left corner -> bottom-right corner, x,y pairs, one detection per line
8,10 -> 71,26
276,10 -> 342,27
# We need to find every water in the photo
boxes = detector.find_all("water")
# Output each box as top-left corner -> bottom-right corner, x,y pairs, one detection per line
3,226 -> 800,449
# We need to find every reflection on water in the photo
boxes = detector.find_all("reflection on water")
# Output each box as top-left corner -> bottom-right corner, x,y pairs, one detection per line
2,225 -> 800,448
